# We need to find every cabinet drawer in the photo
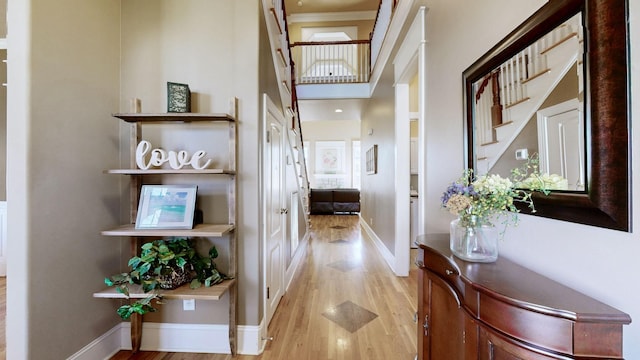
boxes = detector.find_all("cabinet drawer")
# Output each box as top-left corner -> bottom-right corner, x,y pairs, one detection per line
479,326 -> 561,360
416,247 -> 460,284
479,293 -> 573,355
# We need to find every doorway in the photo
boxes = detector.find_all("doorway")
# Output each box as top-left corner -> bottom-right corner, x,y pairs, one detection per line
262,94 -> 286,327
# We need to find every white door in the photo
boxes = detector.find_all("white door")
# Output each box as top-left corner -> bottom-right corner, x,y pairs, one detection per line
263,95 -> 285,326
537,99 -> 585,190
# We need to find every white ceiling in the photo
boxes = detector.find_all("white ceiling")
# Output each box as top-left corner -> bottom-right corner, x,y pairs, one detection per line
298,98 -> 369,122
284,0 -> 379,15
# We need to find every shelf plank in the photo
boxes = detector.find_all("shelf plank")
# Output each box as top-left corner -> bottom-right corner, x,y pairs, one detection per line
93,279 -> 235,301
113,113 -> 235,123
101,224 -> 235,237
104,169 -> 236,175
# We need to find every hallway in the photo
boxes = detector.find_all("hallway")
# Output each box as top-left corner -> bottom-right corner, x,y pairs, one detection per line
112,214 -> 418,359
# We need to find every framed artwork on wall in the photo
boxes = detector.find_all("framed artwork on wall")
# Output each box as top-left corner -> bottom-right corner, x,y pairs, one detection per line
315,141 -> 345,174
366,144 -> 377,175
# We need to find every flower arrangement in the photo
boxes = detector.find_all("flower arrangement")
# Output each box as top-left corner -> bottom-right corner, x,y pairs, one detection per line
441,158 -> 551,229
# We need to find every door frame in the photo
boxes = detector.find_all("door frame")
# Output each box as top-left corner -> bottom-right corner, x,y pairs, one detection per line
392,7 -> 426,276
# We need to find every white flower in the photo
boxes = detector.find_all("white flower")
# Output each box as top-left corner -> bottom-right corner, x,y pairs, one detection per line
473,174 -> 513,194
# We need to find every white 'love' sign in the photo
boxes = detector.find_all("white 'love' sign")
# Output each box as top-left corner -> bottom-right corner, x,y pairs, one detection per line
135,140 -> 212,170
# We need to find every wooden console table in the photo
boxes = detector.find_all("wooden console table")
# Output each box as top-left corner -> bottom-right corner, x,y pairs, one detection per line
416,234 -> 631,359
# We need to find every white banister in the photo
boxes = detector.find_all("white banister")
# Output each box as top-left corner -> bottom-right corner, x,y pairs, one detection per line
370,0 -> 393,68
474,13 -> 583,172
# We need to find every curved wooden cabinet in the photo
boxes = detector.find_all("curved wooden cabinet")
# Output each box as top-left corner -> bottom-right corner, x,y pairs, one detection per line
416,234 -> 631,359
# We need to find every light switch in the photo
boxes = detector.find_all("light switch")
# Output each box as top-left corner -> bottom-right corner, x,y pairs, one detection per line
515,148 -> 529,160
183,299 -> 196,311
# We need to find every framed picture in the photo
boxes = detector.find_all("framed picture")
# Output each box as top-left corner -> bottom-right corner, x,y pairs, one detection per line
315,141 -> 345,174
135,185 -> 198,229
366,145 -> 377,175
167,82 -> 191,113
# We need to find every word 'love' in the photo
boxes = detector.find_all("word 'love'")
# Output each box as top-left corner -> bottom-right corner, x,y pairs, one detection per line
135,140 -> 212,170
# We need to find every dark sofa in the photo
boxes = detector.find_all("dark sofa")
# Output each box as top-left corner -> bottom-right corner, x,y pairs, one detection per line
310,188 -> 360,214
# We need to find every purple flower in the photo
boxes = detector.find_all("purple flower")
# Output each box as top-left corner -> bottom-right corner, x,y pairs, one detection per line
441,182 -> 476,206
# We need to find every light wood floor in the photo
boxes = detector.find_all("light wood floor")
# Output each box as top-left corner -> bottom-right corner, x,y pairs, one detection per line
4,215 -> 416,360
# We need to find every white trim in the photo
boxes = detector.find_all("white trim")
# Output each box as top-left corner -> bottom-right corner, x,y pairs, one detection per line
285,231 -> 309,291
288,11 -> 377,24
0,202 -> 6,276
67,322 -> 265,359
262,93 -> 287,336
391,7 -> 427,277
0,38 -> 6,50
295,83 -> 370,100
369,0 -> 418,93
394,83 -> 411,277
360,216 -> 396,273
66,323 -> 123,360
237,322 -> 265,355
127,322 -> 232,353
393,7 -> 426,81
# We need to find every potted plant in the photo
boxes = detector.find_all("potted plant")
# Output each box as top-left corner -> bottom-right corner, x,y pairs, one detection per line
104,237 -> 229,319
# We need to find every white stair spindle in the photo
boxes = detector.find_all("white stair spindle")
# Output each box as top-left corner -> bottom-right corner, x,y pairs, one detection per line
515,53 -> 521,101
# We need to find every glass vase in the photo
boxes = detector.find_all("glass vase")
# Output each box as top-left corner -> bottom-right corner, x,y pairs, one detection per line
449,216 -> 499,263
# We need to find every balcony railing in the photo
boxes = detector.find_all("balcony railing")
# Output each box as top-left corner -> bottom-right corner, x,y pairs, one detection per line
290,40 -> 371,84
289,0 -> 396,86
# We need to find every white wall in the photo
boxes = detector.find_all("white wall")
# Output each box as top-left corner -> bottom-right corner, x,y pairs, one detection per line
423,0 -> 640,357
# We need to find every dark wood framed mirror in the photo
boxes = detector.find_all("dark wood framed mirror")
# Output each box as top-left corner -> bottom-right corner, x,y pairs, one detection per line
463,0 -> 630,231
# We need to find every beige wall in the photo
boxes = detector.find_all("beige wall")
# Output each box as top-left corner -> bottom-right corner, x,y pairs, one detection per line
0,0 -> 5,38
360,83 -> 396,254
119,0 -> 263,327
423,0 -> 640,357
6,0 -> 121,358
8,0 -> 266,357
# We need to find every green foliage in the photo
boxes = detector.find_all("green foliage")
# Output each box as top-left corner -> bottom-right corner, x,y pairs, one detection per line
115,294 -> 159,320
441,155 -> 551,228
104,237 -> 231,320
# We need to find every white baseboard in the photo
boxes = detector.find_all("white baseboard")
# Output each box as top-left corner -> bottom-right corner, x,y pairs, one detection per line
238,320 -> 265,355
359,216 -> 397,274
284,231 -> 309,291
68,321 -> 264,359
0,202 -> 6,276
66,324 -> 123,360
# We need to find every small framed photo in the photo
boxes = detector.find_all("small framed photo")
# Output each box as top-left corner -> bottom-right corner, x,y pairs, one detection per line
135,185 -> 198,229
366,144 -> 378,175
167,82 -> 191,113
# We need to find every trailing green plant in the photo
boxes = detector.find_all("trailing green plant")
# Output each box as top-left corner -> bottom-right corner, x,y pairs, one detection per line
104,237 -> 230,319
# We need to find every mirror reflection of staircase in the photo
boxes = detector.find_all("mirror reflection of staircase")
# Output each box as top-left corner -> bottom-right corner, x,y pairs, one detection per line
474,14 -> 583,177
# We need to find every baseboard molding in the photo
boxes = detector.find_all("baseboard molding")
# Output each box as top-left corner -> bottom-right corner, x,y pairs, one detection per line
67,324 -> 123,360
69,321 -> 264,359
285,231 -> 309,291
359,216 -> 397,274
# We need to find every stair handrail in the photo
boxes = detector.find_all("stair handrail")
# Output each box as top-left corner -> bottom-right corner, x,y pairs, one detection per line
276,0 -> 312,195
370,0 -> 395,69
